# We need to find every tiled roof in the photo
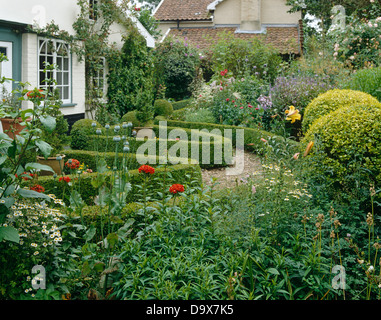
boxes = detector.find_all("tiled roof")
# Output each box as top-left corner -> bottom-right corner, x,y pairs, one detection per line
154,0 -> 213,21
167,26 -> 301,54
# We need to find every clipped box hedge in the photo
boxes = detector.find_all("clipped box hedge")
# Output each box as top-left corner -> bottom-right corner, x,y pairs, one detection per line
156,119 -> 300,155
34,163 -> 202,206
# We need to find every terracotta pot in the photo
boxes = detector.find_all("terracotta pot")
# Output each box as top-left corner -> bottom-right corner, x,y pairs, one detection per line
0,117 -> 30,139
37,154 -> 66,176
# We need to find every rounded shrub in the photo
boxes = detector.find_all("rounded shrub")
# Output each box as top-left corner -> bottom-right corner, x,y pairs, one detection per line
71,119 -> 100,150
121,110 -> 144,127
154,99 -> 173,117
302,89 -> 381,133
301,103 -> 381,190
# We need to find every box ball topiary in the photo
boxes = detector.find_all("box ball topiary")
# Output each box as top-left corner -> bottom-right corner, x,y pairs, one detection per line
121,110 -> 144,127
302,89 -> 381,134
301,103 -> 381,190
71,119 -> 101,150
154,99 -> 173,117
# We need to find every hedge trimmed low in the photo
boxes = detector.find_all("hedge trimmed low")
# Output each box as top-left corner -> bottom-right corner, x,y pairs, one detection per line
156,119 -> 300,155
34,163 -> 202,206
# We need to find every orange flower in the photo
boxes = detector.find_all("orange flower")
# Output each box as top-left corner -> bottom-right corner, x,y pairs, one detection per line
138,165 -> 155,175
169,184 -> 185,194
30,184 -> 45,193
59,176 -> 71,183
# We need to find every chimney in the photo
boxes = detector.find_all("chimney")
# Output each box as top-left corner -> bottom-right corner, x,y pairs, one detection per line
240,0 -> 261,31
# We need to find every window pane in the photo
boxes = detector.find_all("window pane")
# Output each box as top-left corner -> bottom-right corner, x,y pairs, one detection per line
63,58 -> 69,70
63,72 -> 69,85
39,72 -> 46,86
57,72 -> 62,85
57,57 -> 63,70
63,87 -> 69,100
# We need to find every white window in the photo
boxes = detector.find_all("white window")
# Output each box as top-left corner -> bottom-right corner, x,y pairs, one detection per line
38,38 -> 71,104
89,0 -> 99,21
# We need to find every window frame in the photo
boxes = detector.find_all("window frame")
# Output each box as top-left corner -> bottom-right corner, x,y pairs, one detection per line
38,37 -> 72,105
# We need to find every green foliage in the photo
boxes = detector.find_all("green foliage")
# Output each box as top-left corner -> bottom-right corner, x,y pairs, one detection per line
344,67 -> 381,102
154,37 -> 202,100
121,110 -> 144,128
184,108 -> 216,124
301,103 -> 381,192
209,33 -> 283,84
302,89 -> 381,133
70,119 -> 101,150
329,15 -> 381,68
172,99 -> 193,110
153,99 -> 173,117
35,164 -> 201,206
107,25 -> 155,118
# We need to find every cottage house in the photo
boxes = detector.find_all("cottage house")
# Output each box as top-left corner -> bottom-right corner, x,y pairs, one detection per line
153,0 -> 303,55
0,0 -> 155,131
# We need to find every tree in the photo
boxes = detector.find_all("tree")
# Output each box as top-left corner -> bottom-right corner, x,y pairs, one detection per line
287,0 -> 381,34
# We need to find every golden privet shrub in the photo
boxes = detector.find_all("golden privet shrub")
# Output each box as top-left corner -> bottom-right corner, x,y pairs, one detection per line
301,103 -> 381,189
302,89 -> 381,133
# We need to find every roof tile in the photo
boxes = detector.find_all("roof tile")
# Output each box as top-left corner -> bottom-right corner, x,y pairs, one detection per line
168,27 -> 301,54
154,0 -> 214,21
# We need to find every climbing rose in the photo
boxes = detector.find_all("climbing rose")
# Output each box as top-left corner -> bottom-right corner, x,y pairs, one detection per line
138,165 -> 155,175
169,184 -> 185,194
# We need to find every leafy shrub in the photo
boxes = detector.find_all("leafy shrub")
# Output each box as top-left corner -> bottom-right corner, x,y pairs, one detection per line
35,164 -> 202,206
267,75 -> 334,115
184,108 -> 216,123
170,108 -> 187,121
70,119 -> 101,150
344,67 -> 381,102
153,99 -> 173,117
302,89 -> 381,133
107,25 -> 155,117
172,99 -> 192,110
301,103 -> 381,191
154,37 -> 202,100
209,33 -> 283,83
329,14 -> 381,68
121,110 -> 144,128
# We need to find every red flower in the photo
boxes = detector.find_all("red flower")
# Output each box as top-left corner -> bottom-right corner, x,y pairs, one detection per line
59,176 -> 71,183
226,98 -> 230,102
138,165 -> 155,175
65,159 -> 80,170
169,184 -> 185,194
220,69 -> 228,76
30,184 -> 45,193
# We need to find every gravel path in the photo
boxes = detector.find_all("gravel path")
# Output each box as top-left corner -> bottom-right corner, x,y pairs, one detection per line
201,151 -> 263,189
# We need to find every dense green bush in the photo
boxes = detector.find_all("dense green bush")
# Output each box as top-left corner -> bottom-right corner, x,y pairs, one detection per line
209,33 -> 283,83
344,67 -> 381,102
184,108 -> 216,123
301,103 -> 381,191
81,135 -> 232,169
302,89 -> 381,133
107,25 -> 155,117
35,164 -> 201,205
121,110 -> 144,128
154,99 -> 173,117
70,119 -> 101,150
154,37 -> 201,100
160,119 -> 300,156
172,99 -> 193,110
